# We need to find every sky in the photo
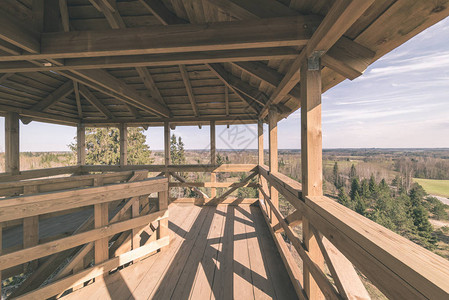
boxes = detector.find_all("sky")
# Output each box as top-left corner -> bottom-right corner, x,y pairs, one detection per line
0,17 -> 449,152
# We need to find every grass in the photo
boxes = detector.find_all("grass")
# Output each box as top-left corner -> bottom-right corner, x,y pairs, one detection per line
413,178 -> 449,198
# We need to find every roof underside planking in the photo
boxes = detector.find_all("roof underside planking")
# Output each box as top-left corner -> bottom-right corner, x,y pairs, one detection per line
0,0 -> 448,127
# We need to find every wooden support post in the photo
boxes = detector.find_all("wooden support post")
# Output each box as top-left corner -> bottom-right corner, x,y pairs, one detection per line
269,108 -> 279,211
94,179 -> 108,271
164,121 -> 170,178
23,185 -> 39,271
77,124 -> 86,166
0,222 -> 2,297
301,55 -> 325,300
210,121 -> 216,198
157,190 -> 169,250
119,123 -> 128,166
5,112 -> 20,175
258,119 -> 266,202
132,197 -> 140,250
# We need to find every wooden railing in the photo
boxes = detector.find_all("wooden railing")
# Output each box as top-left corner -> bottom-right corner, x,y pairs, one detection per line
0,171 -> 169,299
258,164 -> 449,299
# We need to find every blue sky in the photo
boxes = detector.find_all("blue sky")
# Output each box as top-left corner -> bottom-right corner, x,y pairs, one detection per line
1,17 -> 449,152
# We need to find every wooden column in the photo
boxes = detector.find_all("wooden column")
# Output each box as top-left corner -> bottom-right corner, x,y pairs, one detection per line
210,121 -> 216,198
5,112 -> 20,175
301,55 -> 325,300
258,119 -> 264,166
119,124 -> 128,166
23,185 -> 39,271
164,121 -> 170,177
94,178 -> 108,271
77,124 -> 86,165
268,108 -> 279,209
157,190 -> 169,250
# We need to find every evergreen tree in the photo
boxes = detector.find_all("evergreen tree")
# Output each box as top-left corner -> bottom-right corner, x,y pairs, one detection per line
354,191 -> 366,215
369,174 -> 378,195
360,178 -> 370,198
337,187 -> 350,207
70,127 -> 153,165
333,162 -> 340,188
349,164 -> 357,179
350,178 -> 360,200
409,183 -> 426,207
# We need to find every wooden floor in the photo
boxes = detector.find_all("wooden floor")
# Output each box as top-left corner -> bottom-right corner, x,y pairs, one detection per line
62,203 -> 297,300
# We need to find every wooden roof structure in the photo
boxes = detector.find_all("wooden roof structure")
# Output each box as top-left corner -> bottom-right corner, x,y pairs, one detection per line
0,0 -> 448,127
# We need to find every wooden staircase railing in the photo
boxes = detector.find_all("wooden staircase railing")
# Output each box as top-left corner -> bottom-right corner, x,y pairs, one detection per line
258,164 -> 449,299
0,173 -> 169,299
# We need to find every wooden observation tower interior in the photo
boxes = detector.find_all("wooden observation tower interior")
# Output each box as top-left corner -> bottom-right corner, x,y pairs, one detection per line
1,0 -> 449,299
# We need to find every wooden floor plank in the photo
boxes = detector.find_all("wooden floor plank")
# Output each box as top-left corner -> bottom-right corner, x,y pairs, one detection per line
239,205 -> 275,300
129,204 -> 203,299
60,204 -> 299,300
62,204 -> 193,300
233,206 -> 255,300
250,205 -> 298,300
211,205 -> 235,300
188,205 -> 226,299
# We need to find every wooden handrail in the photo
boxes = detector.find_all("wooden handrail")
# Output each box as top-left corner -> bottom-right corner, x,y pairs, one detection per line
257,165 -> 449,299
80,163 -> 257,173
0,166 -> 81,182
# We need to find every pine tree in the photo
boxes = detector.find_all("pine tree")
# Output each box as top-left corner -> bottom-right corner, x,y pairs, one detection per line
350,178 -> 360,200
333,162 -> 340,188
369,174 -> 378,195
349,164 -> 357,179
361,178 -> 370,198
354,191 -> 366,215
338,187 -> 350,207
70,127 -> 153,165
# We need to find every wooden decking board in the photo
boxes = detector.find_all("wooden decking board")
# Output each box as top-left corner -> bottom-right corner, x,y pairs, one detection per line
130,204 -> 203,299
239,205 -> 275,300
186,205 -> 226,299
60,204 -> 297,300
250,205 -> 298,300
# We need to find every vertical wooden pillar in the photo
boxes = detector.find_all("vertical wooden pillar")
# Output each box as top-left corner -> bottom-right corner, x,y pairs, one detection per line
210,121 -> 216,198
269,108 -> 279,209
157,190 -> 169,250
94,179 -> 108,270
164,121 -> 170,177
77,124 -> 86,166
258,119 -> 264,166
5,112 -> 20,175
120,123 -> 128,166
301,55 -> 324,300
23,185 -> 39,270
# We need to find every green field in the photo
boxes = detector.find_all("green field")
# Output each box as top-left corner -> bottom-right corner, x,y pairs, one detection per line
413,178 -> 449,198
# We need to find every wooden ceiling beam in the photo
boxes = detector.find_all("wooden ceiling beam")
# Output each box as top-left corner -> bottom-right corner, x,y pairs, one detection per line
79,84 -> 117,121
58,0 -> 70,32
0,48 -> 298,73
179,65 -> 199,117
207,63 -> 261,114
0,16 -> 318,62
0,104 -> 78,126
0,10 -> 40,54
322,37 -> 375,80
259,0 -> 374,118
73,81 -> 83,118
59,69 -> 170,117
138,0 -> 186,25
135,67 -> 169,108
30,80 -> 74,112
232,61 -> 301,100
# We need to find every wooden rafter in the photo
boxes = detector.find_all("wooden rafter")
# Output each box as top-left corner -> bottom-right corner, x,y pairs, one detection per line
179,65 -> 199,117
135,67 -> 169,110
78,84 -> 116,121
73,81 -> 83,118
59,69 -> 170,118
58,0 -> 70,32
0,10 -> 40,54
30,80 -> 74,112
138,0 -> 186,25
0,73 -> 14,84
232,61 -> 300,100
259,0 -> 375,118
